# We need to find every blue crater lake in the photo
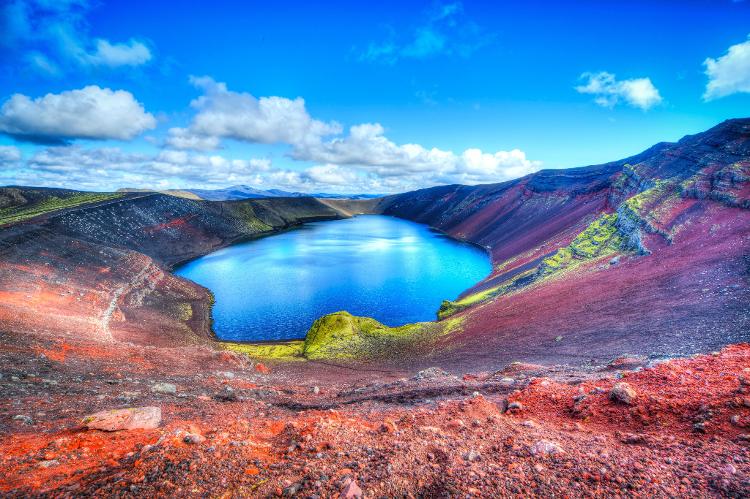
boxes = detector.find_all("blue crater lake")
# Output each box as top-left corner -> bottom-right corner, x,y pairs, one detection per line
175,215 -> 492,342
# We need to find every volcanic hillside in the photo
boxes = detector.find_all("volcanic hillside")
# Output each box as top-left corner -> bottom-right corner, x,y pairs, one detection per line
0,119 -> 748,369
1,119 -> 749,497
369,118 -> 750,369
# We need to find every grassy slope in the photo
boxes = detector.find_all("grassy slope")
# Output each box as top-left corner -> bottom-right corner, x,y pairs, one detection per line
0,189 -> 123,225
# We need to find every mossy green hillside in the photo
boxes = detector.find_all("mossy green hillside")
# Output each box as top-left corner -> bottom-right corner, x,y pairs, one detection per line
224,311 -> 464,361
440,212 -> 631,319
0,193 -> 123,225
539,212 -> 624,274
225,202 -> 273,232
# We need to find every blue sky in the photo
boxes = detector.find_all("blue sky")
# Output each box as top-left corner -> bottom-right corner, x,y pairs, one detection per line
0,0 -> 748,193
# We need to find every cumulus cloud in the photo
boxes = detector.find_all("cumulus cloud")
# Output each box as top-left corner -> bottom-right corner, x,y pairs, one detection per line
86,39 -> 152,67
172,78 -> 541,186
168,76 -> 341,151
165,127 -> 221,151
703,35 -> 750,100
576,72 -> 663,110
0,0 -> 152,76
0,86 -> 156,144
291,122 -> 541,183
1,145 -> 396,194
360,1 -> 494,64
0,145 -> 22,164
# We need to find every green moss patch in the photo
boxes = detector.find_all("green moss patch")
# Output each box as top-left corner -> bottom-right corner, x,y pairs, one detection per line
224,311 -> 464,361
0,193 -> 122,225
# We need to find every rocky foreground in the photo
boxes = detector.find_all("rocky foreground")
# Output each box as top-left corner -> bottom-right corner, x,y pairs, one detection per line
1,326 -> 750,497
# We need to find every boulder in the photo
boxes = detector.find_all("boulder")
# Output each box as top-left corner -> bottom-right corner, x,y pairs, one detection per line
82,407 -> 161,431
529,439 -> 564,457
610,382 -> 637,405
151,382 -> 177,395
339,479 -> 363,498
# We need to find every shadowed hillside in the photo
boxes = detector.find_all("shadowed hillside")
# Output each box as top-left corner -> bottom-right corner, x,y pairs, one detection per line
0,193 -> 346,346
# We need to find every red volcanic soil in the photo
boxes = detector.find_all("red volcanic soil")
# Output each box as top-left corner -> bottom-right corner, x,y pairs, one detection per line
1,327 -> 750,496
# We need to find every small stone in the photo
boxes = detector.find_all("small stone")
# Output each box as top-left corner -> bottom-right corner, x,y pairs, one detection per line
150,383 -> 177,395
82,407 -> 161,431
38,460 -> 59,468
312,386 -> 320,395
731,415 -> 741,426
610,382 -> 637,405
13,414 -> 33,425
213,387 -> 238,402
183,433 -> 205,444
283,482 -> 301,496
339,479 -> 363,498
555,336 -> 563,342
521,420 -> 536,428
413,367 -> 453,380
529,440 -> 564,457
693,421 -> 706,433
723,464 -> 737,475
463,449 -> 481,462
507,401 -> 524,412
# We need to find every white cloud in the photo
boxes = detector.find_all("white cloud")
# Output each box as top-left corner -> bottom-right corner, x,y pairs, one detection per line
0,86 -> 156,143
302,164 -> 360,186
165,127 -> 221,151
703,35 -> 750,100
169,76 -> 341,150
170,78 -> 541,187
576,71 -> 662,110
1,0 -> 152,76
2,145 -> 395,194
292,122 -> 540,183
86,39 -> 152,67
0,145 -> 22,164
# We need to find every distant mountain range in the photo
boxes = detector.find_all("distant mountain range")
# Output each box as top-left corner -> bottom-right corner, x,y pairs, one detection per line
119,185 -> 383,201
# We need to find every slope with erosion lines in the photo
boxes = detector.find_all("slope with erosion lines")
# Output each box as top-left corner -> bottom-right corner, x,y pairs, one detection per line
0,193 -> 347,346
373,118 -> 750,370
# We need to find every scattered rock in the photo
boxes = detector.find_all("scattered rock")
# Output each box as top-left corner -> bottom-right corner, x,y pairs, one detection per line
213,387 -> 238,402
529,440 -> 564,457
507,401 -> 524,412
610,382 -> 637,405
81,407 -> 161,431
150,383 -> 177,395
413,367 -> 453,380
555,336 -> 563,342
619,432 -> 647,444
13,414 -> 33,425
463,449 -> 481,462
339,479 -> 363,498
183,433 -> 205,444
38,460 -> 59,468
312,386 -> 320,395
283,482 -> 301,496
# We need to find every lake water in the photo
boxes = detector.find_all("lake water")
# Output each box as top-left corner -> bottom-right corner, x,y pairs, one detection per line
175,215 -> 491,342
